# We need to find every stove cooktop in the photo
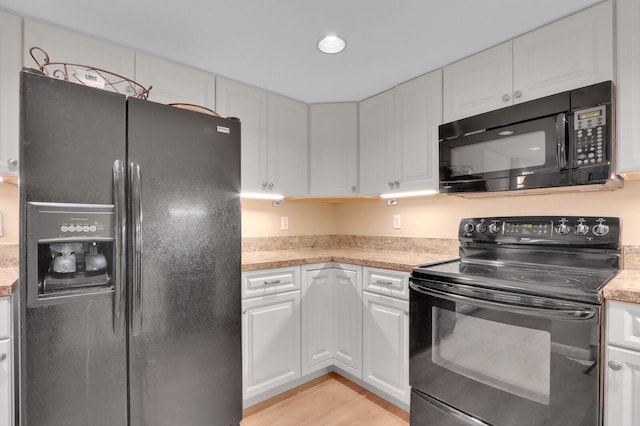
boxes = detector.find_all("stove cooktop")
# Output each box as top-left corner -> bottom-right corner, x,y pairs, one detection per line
412,259 -> 617,304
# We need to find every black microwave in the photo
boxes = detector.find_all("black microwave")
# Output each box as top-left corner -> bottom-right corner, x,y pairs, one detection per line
439,81 -> 617,194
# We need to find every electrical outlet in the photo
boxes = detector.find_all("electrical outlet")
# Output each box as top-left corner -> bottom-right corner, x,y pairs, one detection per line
393,215 -> 401,229
281,217 -> 289,230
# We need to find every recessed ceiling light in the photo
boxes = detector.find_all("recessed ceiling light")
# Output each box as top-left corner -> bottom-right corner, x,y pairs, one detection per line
318,35 -> 346,54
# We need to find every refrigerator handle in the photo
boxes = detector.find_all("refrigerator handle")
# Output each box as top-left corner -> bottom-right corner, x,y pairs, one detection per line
130,161 -> 143,336
112,160 -> 127,336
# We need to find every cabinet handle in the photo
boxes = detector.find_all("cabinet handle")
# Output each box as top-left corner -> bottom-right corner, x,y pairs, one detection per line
263,279 -> 280,285
608,360 -> 622,371
375,280 -> 393,285
7,158 -> 18,170
394,181 -> 400,189
0,353 -> 6,362
388,182 -> 394,189
502,94 -> 510,102
514,90 -> 522,99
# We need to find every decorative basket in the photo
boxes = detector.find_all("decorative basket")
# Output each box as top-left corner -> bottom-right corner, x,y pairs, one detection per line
29,46 -> 152,99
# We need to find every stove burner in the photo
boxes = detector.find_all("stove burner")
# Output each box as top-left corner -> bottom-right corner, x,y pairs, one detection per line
512,273 -> 574,285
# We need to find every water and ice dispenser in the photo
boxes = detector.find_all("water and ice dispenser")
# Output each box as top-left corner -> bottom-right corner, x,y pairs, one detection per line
27,202 -> 115,306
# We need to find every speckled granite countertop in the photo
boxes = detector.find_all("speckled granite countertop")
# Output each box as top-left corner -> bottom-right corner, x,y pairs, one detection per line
0,267 -> 18,296
602,270 -> 640,304
242,248 -> 455,273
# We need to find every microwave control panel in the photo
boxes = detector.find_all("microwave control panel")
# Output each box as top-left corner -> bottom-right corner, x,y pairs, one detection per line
574,105 -> 607,167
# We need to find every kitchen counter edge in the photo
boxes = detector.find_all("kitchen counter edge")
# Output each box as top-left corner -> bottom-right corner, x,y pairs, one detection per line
0,266 -> 18,296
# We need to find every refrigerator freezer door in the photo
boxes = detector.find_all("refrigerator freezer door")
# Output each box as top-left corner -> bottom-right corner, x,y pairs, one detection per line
127,99 -> 242,426
19,71 -> 128,426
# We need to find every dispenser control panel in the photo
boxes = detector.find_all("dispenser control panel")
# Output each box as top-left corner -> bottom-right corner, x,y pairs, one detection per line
28,202 -> 114,240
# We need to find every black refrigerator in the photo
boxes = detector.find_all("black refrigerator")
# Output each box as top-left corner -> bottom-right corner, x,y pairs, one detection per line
17,69 -> 242,426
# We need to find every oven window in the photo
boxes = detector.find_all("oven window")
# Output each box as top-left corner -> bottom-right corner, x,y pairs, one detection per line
432,306 -> 551,404
449,131 -> 546,177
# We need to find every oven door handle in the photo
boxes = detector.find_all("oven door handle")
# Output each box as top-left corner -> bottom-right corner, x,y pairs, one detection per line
556,112 -> 568,169
409,282 -> 597,320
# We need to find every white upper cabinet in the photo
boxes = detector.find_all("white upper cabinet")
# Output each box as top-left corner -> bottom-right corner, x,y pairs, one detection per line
216,77 -> 268,194
443,1 -> 613,122
359,70 -> 442,196
443,41 -> 513,123
135,52 -> 215,109
23,19 -> 136,86
267,93 -> 308,197
0,10 -> 21,175
394,70 -> 442,193
216,79 -> 308,196
309,103 -> 358,196
616,0 -> 640,178
359,89 -> 395,195
513,1 -> 613,104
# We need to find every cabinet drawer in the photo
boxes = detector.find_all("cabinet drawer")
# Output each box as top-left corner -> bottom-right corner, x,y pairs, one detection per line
607,301 -> 640,351
0,298 -> 10,339
363,267 -> 409,300
242,267 -> 300,299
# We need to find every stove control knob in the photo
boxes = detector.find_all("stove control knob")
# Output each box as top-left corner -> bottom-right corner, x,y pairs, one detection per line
556,218 -> 570,235
593,219 -> 610,237
463,223 -> 475,233
575,219 -> 589,236
476,222 -> 487,233
488,222 -> 501,234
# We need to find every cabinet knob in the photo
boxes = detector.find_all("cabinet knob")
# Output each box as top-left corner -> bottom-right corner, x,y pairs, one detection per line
394,181 -> 400,189
242,309 -> 247,315
351,185 -> 357,193
268,182 -> 274,190
0,353 -> 6,362
261,182 -> 268,190
388,182 -> 394,189
7,158 -> 18,170
514,90 -> 522,99
502,94 -> 510,102
608,360 -> 622,371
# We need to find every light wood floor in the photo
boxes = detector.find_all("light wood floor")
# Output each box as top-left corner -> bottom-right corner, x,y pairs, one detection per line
242,373 -> 410,426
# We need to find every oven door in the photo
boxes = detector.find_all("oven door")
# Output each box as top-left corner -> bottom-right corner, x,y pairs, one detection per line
409,279 -> 601,426
439,114 -> 570,193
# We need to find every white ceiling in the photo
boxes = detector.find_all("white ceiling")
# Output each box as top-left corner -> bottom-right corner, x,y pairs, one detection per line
0,0 -> 604,103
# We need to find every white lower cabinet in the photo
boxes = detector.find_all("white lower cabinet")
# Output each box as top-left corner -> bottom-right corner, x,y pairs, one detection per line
362,267 -> 410,406
0,296 -> 12,426
241,268 -> 301,402
605,301 -> 640,426
0,339 -> 11,426
301,264 -> 362,378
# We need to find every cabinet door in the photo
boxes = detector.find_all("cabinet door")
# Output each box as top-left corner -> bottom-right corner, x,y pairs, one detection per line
363,292 -> 410,405
23,19 -> 136,87
135,52 -> 216,109
359,90 -> 395,195
513,1 -> 613,105
216,77 -> 267,193
607,301 -> 640,351
0,339 -> 11,426
301,268 -> 333,375
0,11 -> 21,175
242,291 -> 301,401
309,103 -> 358,196
394,70 -> 442,192
333,267 -> 362,378
616,0 -> 640,177
604,345 -> 640,426
443,41 -> 513,122
267,93 -> 308,196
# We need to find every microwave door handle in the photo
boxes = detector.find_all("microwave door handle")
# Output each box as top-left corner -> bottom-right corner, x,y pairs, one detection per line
556,113 -> 568,169
409,282 -> 596,320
